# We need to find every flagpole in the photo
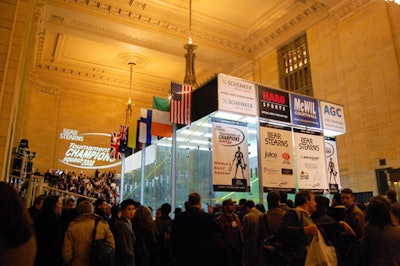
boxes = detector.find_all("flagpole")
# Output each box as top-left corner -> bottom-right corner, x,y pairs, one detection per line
171,123 -> 177,216
140,144 -> 146,204
120,153 -> 125,201
120,62 -> 135,203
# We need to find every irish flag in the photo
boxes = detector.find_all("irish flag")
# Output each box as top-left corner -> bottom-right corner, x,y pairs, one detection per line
151,97 -> 172,137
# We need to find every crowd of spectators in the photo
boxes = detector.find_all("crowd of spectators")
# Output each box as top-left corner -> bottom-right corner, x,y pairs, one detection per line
3,177 -> 400,266
42,169 -> 119,204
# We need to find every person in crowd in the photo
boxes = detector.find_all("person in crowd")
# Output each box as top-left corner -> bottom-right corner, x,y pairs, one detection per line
61,197 -> 78,234
242,200 -> 263,266
386,189 -> 400,224
94,198 -> 110,222
171,192 -> 221,266
109,204 -> 121,230
35,195 -> 64,266
279,191 -> 292,211
256,202 -> 266,213
327,192 -> 345,222
360,196 -> 400,265
155,207 -> 162,219
173,207 -> 182,217
0,182 -> 37,266
340,188 -> 366,264
311,195 -> 355,265
217,198 -> 244,266
132,205 -> 160,266
287,199 -> 294,208
155,203 -> 173,266
341,188 -> 366,238
113,198 -> 136,266
62,200 -> 115,266
276,190 -> 318,265
235,198 -> 247,222
259,191 -> 286,243
28,194 -> 46,224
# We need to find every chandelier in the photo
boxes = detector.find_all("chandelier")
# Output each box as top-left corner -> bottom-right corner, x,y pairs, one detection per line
183,0 -> 198,87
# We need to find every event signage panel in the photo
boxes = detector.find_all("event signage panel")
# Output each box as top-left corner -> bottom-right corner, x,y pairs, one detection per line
259,123 -> 295,193
320,101 -> 346,135
212,117 -> 250,192
290,93 -> 321,129
217,74 -> 257,116
293,128 -> 328,193
258,86 -> 291,123
325,137 -> 342,193
58,128 -> 121,169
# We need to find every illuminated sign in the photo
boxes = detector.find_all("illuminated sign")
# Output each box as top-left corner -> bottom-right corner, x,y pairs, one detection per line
58,128 -> 121,169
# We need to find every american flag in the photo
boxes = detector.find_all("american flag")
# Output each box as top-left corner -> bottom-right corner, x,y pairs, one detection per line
170,82 -> 193,125
110,132 -> 121,159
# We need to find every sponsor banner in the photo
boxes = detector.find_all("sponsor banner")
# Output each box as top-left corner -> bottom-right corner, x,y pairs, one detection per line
212,117 -> 250,192
320,101 -> 346,135
58,128 -> 121,169
290,93 -> 321,129
258,86 -> 291,123
217,74 -> 257,116
259,123 -> 296,193
293,128 -> 328,193
325,137 -> 342,192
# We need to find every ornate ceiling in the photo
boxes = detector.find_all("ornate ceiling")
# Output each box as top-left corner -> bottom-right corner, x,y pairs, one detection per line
31,0 -> 367,107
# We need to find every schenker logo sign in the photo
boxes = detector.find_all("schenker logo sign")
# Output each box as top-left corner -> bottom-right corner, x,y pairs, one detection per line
58,128 -> 121,169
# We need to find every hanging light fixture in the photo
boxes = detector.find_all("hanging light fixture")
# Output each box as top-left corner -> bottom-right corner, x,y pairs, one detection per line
183,0 -> 198,87
126,62 -> 135,123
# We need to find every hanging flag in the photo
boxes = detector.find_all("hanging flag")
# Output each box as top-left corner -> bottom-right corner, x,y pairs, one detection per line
170,81 -> 193,125
139,108 -> 157,144
119,124 -> 132,155
151,96 -> 172,137
127,118 -> 137,149
110,132 -> 121,159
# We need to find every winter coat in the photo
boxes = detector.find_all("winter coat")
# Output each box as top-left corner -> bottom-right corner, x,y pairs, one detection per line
62,213 -> 115,266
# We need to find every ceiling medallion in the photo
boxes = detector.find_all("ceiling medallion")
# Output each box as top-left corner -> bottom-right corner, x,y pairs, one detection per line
117,53 -> 148,69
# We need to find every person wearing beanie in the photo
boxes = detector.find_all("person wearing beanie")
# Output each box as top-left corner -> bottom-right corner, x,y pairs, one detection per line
62,200 -> 115,266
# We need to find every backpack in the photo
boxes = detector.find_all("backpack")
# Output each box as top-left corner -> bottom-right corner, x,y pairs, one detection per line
90,218 -> 115,266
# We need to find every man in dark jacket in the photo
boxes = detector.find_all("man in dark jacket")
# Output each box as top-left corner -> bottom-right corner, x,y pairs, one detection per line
112,199 -> 136,266
217,199 -> 244,266
171,192 -> 221,266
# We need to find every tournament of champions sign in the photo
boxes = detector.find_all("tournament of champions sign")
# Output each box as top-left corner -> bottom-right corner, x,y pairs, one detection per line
212,117 -> 250,192
58,128 -> 120,169
259,124 -> 295,193
293,129 -> 329,193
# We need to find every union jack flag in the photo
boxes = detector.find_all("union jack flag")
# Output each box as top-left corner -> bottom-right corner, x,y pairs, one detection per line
119,124 -> 128,140
110,132 -> 121,159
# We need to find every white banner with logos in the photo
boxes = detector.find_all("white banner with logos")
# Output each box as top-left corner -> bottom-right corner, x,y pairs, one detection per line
293,129 -> 328,193
259,124 -> 296,193
320,101 -> 346,135
212,117 -> 250,192
217,74 -> 257,116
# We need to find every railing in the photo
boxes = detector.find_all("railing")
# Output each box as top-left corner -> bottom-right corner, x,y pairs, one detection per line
8,175 -> 96,207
